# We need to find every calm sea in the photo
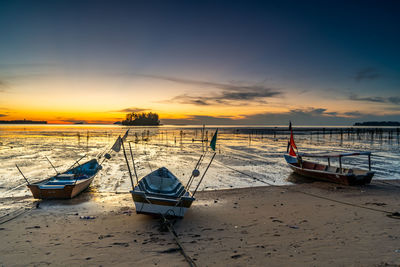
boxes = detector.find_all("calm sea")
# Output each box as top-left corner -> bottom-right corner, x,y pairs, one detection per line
0,124 -> 399,200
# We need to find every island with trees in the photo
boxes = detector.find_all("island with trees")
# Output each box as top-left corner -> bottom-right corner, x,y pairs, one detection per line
121,112 -> 160,126
354,121 -> 400,126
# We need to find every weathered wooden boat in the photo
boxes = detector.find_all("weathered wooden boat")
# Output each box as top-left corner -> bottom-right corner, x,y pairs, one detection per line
284,153 -> 374,185
284,122 -> 374,185
130,167 -> 195,217
27,159 -> 101,199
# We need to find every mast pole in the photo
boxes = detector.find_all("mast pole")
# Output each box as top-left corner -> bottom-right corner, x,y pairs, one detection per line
192,152 -> 216,197
15,164 -> 30,185
185,152 -> 205,190
66,154 -> 86,172
368,154 -> 371,171
45,156 -> 59,175
128,142 -> 139,184
121,139 -> 135,190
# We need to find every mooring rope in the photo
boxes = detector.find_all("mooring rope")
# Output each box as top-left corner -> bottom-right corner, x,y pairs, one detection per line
0,202 -> 37,225
214,159 -> 399,219
159,214 -> 197,267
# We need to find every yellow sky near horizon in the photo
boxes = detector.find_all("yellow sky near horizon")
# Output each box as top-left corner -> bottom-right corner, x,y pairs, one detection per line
0,74 -> 398,124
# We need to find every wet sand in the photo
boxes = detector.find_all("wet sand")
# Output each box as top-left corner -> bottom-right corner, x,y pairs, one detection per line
1,178 -> 400,266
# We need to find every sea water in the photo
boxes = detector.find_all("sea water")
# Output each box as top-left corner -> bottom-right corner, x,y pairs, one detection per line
0,124 -> 399,201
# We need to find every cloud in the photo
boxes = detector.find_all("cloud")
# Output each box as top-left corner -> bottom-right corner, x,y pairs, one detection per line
0,114 -> 7,117
172,86 -> 280,106
290,108 -> 328,116
60,119 -> 87,124
343,111 -> 363,117
114,107 -> 148,113
349,93 -> 400,105
0,80 -> 8,91
138,74 -> 282,106
161,115 -> 237,125
388,97 -> 400,105
354,67 -> 381,82
161,108 -> 400,126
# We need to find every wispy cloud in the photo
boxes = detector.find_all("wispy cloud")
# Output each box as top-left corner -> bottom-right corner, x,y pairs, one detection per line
354,67 -> 381,82
161,107 -> 375,125
349,93 -> 400,105
0,114 -> 7,118
114,107 -> 148,113
161,115 -> 237,125
0,80 -> 8,91
343,111 -> 363,117
172,88 -> 280,106
137,74 -> 282,106
290,108 -> 328,116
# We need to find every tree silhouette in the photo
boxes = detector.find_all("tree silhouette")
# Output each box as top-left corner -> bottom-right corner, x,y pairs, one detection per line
122,112 -> 160,126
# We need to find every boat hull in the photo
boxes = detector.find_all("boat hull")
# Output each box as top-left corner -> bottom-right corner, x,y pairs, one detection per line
28,176 -> 94,199
131,191 -> 194,217
284,154 -> 374,186
27,159 -> 100,199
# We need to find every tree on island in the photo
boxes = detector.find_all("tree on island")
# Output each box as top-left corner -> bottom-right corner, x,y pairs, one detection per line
122,112 -> 160,126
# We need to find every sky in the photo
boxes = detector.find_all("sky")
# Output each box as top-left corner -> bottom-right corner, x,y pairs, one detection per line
0,0 -> 399,125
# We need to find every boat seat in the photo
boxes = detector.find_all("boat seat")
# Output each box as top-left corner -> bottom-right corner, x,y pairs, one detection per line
39,185 -> 66,189
56,174 -> 75,179
47,181 -> 74,185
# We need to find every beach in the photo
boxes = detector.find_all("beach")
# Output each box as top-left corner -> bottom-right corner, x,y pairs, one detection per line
1,178 -> 399,266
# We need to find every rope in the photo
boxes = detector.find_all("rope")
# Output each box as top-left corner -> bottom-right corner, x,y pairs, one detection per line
214,159 -> 399,219
286,187 -> 392,214
159,215 -> 197,267
214,160 -> 276,186
374,180 -> 400,188
0,203 -> 37,225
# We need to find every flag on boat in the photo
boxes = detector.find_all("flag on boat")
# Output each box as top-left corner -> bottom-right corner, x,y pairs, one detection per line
111,136 -> 122,152
122,129 -> 129,141
288,121 -> 297,156
210,129 -> 218,151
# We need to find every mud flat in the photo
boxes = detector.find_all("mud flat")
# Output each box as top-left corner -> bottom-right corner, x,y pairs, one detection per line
1,178 -> 400,266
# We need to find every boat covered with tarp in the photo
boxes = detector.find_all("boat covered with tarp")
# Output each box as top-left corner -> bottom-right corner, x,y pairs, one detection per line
124,129 -> 219,217
130,167 -> 195,217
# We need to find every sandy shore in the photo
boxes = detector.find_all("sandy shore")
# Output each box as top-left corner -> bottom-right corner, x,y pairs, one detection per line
1,178 -> 400,266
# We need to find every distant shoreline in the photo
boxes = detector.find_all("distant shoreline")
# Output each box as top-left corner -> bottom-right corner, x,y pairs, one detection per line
0,120 -> 47,124
354,121 -> 400,126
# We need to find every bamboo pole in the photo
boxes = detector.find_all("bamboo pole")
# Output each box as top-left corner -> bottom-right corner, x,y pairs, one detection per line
121,139 -> 135,190
368,154 -> 371,171
15,164 -> 30,185
185,152 -> 205,190
66,154 -> 86,172
192,153 -> 216,197
128,142 -> 139,184
45,156 -> 59,175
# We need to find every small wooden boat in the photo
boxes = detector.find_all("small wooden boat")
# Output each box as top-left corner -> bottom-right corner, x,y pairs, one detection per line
124,129 -> 218,218
284,122 -> 374,185
130,167 -> 195,217
284,153 -> 374,185
27,159 -> 101,199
